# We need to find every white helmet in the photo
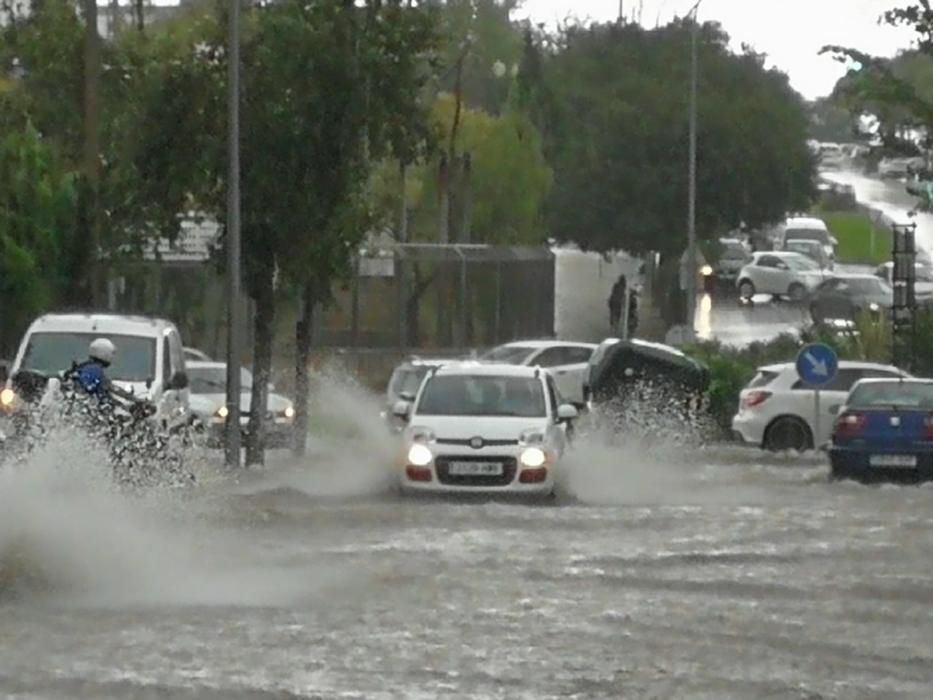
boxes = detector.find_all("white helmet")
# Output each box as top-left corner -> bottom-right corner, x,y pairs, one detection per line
89,337 -> 115,365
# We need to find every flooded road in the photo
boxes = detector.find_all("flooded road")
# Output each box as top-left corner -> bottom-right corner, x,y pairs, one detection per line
3,427 -> 933,700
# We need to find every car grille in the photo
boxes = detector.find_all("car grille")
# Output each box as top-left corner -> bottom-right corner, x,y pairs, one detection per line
436,438 -> 519,447
435,456 -> 517,486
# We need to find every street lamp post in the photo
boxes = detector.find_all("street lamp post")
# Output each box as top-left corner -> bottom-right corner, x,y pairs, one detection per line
685,0 -> 702,343
224,0 -> 242,468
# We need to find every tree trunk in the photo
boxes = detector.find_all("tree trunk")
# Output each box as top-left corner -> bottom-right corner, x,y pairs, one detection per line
245,274 -> 275,466
292,280 -> 316,457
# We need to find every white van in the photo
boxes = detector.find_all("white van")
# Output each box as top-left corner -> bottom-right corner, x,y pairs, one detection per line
1,313 -> 191,429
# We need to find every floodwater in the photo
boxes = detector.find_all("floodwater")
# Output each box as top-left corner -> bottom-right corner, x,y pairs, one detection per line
2,379 -> 933,699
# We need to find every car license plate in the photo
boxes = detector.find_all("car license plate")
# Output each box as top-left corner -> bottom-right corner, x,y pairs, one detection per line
448,461 -> 503,476
869,454 -> 917,468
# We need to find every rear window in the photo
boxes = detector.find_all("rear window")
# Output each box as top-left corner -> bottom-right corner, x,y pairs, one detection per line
785,227 -> 829,243
746,370 -> 779,389
848,381 -> 933,409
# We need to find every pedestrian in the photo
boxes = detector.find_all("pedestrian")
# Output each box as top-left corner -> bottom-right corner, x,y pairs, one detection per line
608,274 -> 626,333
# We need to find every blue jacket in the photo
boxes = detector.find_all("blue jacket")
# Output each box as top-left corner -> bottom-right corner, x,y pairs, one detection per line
71,360 -> 112,401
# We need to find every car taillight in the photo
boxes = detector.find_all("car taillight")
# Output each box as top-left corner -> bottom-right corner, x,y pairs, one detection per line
923,415 -> 933,439
834,411 -> 866,436
741,390 -> 771,409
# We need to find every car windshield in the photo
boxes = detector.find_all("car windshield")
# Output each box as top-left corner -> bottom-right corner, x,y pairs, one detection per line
480,345 -> 536,364
389,366 -> 428,398
416,374 -> 546,417
848,381 -> 933,409
847,278 -> 887,295
19,332 -> 156,383
720,242 -> 747,259
785,227 -> 829,243
188,366 -> 253,394
785,255 -> 820,271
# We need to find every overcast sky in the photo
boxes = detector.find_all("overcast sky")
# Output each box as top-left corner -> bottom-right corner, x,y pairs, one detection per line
513,0 -> 917,99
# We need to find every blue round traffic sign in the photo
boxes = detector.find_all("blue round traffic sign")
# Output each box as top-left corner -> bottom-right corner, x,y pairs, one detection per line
795,343 -> 838,387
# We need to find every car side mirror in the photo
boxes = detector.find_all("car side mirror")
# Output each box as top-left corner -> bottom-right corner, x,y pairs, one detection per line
557,403 -> 579,422
0,362 -> 7,384
168,371 -> 189,390
392,399 -> 411,420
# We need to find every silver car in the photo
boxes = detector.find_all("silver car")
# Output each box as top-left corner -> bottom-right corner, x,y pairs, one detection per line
736,252 -> 828,301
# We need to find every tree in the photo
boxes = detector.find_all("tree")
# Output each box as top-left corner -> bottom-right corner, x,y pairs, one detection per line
531,20 -> 816,257
0,119 -> 77,355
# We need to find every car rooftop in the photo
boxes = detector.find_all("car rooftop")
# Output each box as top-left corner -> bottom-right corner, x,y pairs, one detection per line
185,361 -> 228,370
785,217 -> 828,229
853,377 -> 933,385
758,360 -> 908,373
434,362 -> 546,377
497,340 -> 597,349
27,312 -> 175,337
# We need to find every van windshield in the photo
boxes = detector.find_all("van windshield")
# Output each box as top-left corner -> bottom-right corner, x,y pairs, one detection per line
20,332 -> 157,383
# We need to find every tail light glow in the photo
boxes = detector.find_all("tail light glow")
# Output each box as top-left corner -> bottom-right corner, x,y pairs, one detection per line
923,415 -> 933,439
741,390 -> 771,409
834,411 -> 866,437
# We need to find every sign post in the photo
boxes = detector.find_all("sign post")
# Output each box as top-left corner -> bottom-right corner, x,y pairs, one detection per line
795,343 -> 839,450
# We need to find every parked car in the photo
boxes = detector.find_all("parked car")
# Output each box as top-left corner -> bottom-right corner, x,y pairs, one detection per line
873,261 -> 933,300
731,361 -> 910,452
1,313 -> 191,431
777,216 -> 837,262
809,274 -> 894,324
829,377 -> 933,483
391,362 -> 577,499
782,239 -> 833,270
736,251 -> 828,301
186,361 -> 295,448
583,338 -> 709,416
382,356 -> 453,432
184,346 -> 212,363
480,340 -> 596,406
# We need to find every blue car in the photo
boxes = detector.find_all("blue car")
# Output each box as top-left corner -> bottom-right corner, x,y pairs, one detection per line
829,378 -> 933,483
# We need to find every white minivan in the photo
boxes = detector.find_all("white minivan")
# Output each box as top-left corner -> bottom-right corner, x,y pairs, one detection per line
1,313 -> 191,429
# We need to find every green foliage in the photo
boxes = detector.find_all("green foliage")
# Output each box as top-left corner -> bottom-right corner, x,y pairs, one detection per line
537,21 -> 817,256
817,211 -> 891,264
0,120 -> 77,351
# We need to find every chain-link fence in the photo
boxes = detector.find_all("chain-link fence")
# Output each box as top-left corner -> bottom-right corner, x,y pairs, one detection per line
313,243 -> 556,350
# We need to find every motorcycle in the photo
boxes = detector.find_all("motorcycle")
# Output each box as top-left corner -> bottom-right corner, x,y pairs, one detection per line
2,367 -> 195,490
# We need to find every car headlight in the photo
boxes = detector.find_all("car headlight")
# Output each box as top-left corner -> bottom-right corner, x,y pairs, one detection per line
409,427 -> 436,443
0,388 -> 15,408
869,302 -> 880,312
407,443 -> 433,466
215,405 -> 229,419
282,405 -> 295,419
700,264 -> 713,277
520,447 -> 547,468
519,429 -> 545,446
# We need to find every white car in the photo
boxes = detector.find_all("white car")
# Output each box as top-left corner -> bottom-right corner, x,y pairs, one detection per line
874,262 -> 933,299
778,216 -> 837,262
731,360 -> 910,451
186,361 -> 295,448
736,251 -> 828,301
392,362 -> 578,498
480,340 -> 597,406
184,346 -> 212,362
1,313 -> 191,429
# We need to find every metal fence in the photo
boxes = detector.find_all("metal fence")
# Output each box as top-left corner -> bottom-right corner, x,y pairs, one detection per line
313,243 -> 556,350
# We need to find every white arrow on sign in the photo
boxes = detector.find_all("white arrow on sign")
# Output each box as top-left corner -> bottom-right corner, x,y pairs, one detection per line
804,351 -> 829,377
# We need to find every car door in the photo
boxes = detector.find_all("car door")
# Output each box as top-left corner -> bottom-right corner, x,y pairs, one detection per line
753,255 -> 784,294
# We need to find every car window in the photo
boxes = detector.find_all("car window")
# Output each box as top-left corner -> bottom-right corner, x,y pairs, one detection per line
746,370 -> 779,389
162,337 -> 172,384
757,255 -> 782,268
187,366 -> 253,394
564,346 -> 594,364
534,347 -> 572,368
848,381 -> 933,408
416,375 -> 547,417
792,368 -> 867,392
481,345 -> 536,364
785,227 -> 829,243
20,332 -> 157,383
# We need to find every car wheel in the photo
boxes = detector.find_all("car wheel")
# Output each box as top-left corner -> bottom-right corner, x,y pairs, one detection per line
764,416 -> 813,452
788,282 -> 806,302
738,279 -> 756,300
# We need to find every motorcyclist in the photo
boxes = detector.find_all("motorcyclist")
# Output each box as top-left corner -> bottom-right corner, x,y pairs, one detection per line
65,338 -> 138,409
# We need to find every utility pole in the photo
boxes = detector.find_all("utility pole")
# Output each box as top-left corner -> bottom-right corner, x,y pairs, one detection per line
685,1 -> 702,343
224,0 -> 243,468
82,0 -> 101,307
